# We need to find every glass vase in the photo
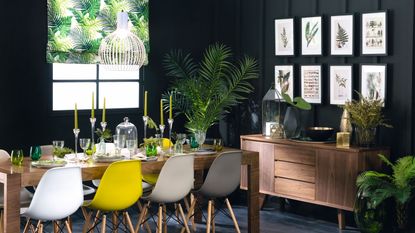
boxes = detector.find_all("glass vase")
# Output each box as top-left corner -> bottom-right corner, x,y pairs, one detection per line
355,127 -> 377,147
354,193 -> 385,233
283,106 -> 301,138
145,144 -> 157,157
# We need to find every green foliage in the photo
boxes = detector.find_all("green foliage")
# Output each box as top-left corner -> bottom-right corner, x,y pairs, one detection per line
95,128 -> 112,141
53,147 -> 74,158
336,23 -> 349,48
305,21 -> 319,47
281,93 -> 312,111
162,44 -> 258,133
357,154 -> 415,207
343,92 -> 391,129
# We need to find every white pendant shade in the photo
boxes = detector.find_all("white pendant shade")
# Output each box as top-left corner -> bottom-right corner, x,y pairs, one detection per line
99,12 -> 147,71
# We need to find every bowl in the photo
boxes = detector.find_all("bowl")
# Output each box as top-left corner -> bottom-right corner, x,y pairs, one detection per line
304,127 -> 335,141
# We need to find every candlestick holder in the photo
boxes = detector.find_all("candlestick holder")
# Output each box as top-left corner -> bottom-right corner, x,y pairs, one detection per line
90,118 -> 96,155
159,124 -> 165,139
142,116 -> 149,141
73,128 -> 80,162
168,118 -> 174,154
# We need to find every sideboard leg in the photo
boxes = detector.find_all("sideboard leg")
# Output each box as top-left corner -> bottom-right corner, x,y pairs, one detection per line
337,209 -> 345,230
259,194 -> 267,209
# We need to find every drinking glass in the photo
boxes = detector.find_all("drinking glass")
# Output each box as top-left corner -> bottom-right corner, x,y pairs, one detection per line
11,149 -> 24,166
126,139 -> 137,158
79,138 -> 91,161
114,135 -> 126,155
194,130 -> 206,150
213,138 -> 223,152
189,136 -> 199,151
30,146 -> 42,161
175,133 -> 186,153
52,140 -> 64,161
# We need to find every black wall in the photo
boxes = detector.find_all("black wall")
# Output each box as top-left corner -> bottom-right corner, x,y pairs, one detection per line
0,0 -> 414,158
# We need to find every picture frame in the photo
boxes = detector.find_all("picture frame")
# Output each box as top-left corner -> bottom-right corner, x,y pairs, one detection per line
330,14 -> 354,56
329,65 -> 353,105
301,65 -> 322,104
301,16 -> 322,55
361,11 -> 388,55
360,64 -> 387,105
274,65 -> 294,99
275,18 -> 295,56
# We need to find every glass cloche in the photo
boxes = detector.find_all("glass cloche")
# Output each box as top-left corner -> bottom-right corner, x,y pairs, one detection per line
262,84 -> 284,138
116,117 -> 138,150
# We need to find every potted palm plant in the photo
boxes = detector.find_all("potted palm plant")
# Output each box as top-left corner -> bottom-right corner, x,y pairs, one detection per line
356,155 -> 415,231
162,43 -> 258,137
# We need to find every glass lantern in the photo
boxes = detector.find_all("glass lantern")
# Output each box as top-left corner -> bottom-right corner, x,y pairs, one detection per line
262,84 -> 284,138
116,117 -> 138,152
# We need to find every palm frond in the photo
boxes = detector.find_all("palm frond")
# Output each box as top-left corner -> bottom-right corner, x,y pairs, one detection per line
393,156 -> 415,189
163,50 -> 198,80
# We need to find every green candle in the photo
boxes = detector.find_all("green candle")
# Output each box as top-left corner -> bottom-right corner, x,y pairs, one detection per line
91,92 -> 95,118
102,97 -> 106,123
169,95 -> 172,119
74,103 -> 78,129
144,91 -> 148,116
160,99 -> 164,125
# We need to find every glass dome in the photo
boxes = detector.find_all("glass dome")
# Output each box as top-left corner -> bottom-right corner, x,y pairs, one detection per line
262,84 -> 284,138
116,117 -> 138,150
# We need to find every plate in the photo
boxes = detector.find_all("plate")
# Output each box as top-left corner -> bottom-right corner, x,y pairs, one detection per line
289,137 -> 336,144
195,149 -> 217,156
131,155 -> 158,161
31,160 -> 67,168
94,155 -> 125,163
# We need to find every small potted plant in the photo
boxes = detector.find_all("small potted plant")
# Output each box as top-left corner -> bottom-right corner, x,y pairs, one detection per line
343,93 -> 391,147
143,137 -> 158,157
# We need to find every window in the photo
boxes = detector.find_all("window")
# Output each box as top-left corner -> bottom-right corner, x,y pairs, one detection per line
52,64 -> 141,111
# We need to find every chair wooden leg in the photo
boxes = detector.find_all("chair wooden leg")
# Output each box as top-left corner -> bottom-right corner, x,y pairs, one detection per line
38,223 -> 44,233
113,211 -> 119,233
177,203 -> 191,233
137,201 -> 152,233
180,197 -> 196,233
82,210 -> 93,233
225,198 -> 241,233
101,214 -> 107,233
124,211 -> 135,233
136,202 -> 148,233
23,217 -> 31,233
35,220 -> 42,233
211,201 -> 215,233
190,194 -> 196,232
163,204 -> 167,233
158,205 -> 163,233
65,220 -> 73,233
206,200 -> 212,233
53,221 -> 59,233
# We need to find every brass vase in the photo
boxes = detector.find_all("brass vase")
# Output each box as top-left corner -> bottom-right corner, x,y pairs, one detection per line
340,109 -> 353,133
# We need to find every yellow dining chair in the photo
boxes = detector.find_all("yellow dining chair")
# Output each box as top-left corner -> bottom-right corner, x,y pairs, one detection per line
82,160 -> 142,233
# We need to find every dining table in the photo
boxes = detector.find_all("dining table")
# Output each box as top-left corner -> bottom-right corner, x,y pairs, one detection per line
0,147 -> 259,232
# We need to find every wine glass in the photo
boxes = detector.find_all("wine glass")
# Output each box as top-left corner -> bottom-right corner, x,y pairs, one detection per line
30,146 -> 42,161
194,130 -> 206,151
213,138 -> 223,152
52,140 -> 64,162
113,135 -> 126,156
126,139 -> 137,158
189,136 -> 199,151
11,149 -> 24,166
79,138 -> 91,161
175,133 -> 186,153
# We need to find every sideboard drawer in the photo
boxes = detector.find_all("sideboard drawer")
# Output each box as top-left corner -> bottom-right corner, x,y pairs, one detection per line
275,177 -> 315,200
275,161 -> 315,183
275,145 -> 316,165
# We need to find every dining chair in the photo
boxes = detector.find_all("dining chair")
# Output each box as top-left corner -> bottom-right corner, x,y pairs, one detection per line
141,138 -> 172,186
0,149 -> 33,232
182,151 -> 242,233
21,166 -> 83,233
82,160 -> 143,233
136,153 -> 194,233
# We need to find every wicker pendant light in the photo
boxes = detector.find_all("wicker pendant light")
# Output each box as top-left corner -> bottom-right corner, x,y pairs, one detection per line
99,12 -> 146,71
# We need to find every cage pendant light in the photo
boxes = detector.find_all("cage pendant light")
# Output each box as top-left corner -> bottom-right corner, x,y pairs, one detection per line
99,12 -> 146,71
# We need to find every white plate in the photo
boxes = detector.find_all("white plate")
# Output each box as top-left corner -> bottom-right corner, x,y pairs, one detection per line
31,160 -> 67,168
195,150 -> 216,156
94,155 -> 125,163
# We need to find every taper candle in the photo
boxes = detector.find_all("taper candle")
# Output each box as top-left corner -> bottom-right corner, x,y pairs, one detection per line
91,92 -> 95,118
169,95 -> 172,119
160,99 -> 164,125
74,103 -> 78,129
144,91 -> 148,116
102,97 -> 106,123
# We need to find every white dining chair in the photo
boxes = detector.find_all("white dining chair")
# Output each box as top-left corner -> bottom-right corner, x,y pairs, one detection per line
136,154 -> 194,233
22,166 -> 83,232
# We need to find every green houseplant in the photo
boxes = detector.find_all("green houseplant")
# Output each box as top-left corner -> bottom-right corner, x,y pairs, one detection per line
356,155 -> 415,231
343,93 -> 391,146
162,43 -> 258,134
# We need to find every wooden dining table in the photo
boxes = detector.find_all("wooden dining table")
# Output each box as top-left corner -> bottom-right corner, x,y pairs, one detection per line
0,148 -> 259,232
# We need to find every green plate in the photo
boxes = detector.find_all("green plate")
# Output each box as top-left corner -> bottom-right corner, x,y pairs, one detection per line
31,160 -> 67,168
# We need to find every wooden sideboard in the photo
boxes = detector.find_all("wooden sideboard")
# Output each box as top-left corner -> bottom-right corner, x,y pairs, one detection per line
240,134 -> 389,229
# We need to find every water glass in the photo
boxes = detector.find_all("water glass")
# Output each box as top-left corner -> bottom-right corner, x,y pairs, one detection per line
79,138 -> 91,160
114,135 -> 126,155
213,138 -> 223,152
175,133 -> 186,153
126,139 -> 137,158
52,140 -> 64,161
30,146 -> 42,161
11,149 -> 24,166
194,130 -> 206,150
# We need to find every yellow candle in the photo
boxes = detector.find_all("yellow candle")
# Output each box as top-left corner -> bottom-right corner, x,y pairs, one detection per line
144,91 -> 148,116
91,92 -> 95,118
74,103 -> 78,129
160,99 -> 164,125
169,95 -> 172,119
102,97 -> 106,123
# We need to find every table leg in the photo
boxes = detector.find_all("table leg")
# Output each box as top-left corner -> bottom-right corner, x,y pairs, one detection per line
193,170 -> 204,223
247,156 -> 259,233
3,173 -> 21,232
337,209 -> 345,230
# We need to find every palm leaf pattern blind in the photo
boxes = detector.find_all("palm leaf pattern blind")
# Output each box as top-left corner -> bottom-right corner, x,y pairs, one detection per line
47,0 -> 149,64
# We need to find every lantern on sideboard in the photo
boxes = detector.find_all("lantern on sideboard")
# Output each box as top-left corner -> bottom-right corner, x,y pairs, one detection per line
262,84 -> 284,138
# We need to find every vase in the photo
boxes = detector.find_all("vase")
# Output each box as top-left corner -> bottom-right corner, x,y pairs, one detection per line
396,202 -> 409,231
145,144 -> 157,157
340,109 -> 353,133
355,127 -> 377,147
283,106 -> 301,138
354,193 -> 385,233
96,137 -> 106,155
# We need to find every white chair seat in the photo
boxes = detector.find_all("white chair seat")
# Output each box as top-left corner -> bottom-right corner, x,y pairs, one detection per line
0,188 -> 33,208
83,185 -> 95,196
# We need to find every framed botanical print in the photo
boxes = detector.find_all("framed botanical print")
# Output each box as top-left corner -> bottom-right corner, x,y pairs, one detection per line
274,65 -> 294,99
301,65 -> 322,104
275,18 -> 294,56
361,11 -> 388,55
329,65 -> 353,105
301,16 -> 322,55
360,64 -> 387,104
330,15 -> 354,56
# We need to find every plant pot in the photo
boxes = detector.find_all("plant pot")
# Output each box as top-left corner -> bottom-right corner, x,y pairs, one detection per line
145,144 -> 157,157
396,202 -> 409,231
355,127 -> 377,147
354,194 -> 386,233
283,106 -> 301,138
